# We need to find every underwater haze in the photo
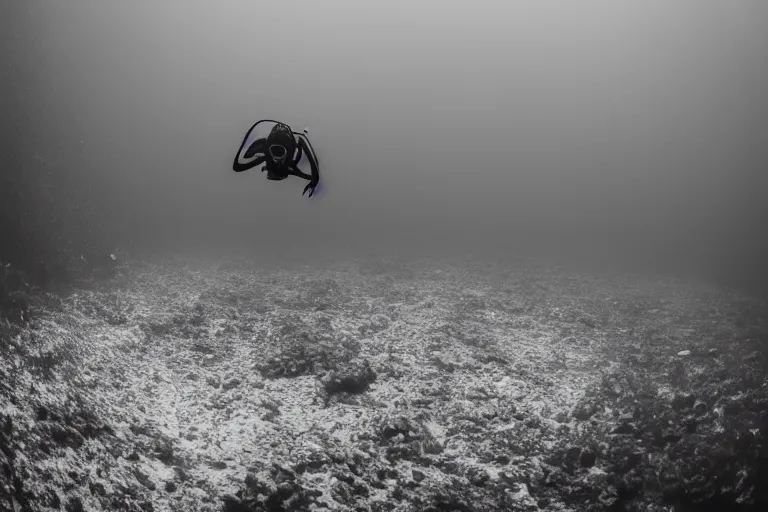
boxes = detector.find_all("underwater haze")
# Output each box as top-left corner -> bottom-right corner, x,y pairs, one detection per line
3,0 -> 768,291
4,3 -> 768,511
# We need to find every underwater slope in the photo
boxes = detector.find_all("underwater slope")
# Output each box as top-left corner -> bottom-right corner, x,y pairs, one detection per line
1,257 -> 766,511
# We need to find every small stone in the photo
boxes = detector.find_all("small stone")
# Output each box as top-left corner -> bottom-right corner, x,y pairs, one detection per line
222,378 -> 241,391
412,469 -> 426,482
677,350 -> 691,357
165,481 -> 177,493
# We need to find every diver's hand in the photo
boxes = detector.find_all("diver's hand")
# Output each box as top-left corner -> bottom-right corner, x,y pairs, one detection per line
302,181 -> 318,198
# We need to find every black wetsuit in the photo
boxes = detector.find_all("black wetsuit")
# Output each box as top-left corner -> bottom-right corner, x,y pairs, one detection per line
263,122 -> 298,180
232,120 -> 319,196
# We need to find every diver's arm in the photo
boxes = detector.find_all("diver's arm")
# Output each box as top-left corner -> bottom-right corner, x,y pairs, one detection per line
232,154 -> 267,172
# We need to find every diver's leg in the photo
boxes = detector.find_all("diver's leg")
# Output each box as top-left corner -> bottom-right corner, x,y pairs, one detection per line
288,167 -> 313,181
233,120 -> 278,171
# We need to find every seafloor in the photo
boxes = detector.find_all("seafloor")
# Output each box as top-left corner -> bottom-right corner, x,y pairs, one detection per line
1,256 -> 766,511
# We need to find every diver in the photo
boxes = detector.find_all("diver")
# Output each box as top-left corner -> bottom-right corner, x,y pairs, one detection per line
232,120 -> 320,197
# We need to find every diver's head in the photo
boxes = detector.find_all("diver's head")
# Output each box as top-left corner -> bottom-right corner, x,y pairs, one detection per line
269,144 -> 288,165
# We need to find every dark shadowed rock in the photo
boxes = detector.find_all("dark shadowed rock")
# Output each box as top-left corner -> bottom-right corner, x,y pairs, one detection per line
580,449 -> 596,468
89,481 -> 106,496
223,468 -> 324,512
613,422 -> 638,435
468,468 -> 490,487
173,466 -> 189,482
423,439 -> 444,455
0,291 -> 29,324
573,399 -> 601,421
135,469 -> 156,490
49,425 -> 85,449
65,496 -> 84,512
223,378 -> 241,391
324,359 -> 377,396
672,393 -> 696,411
